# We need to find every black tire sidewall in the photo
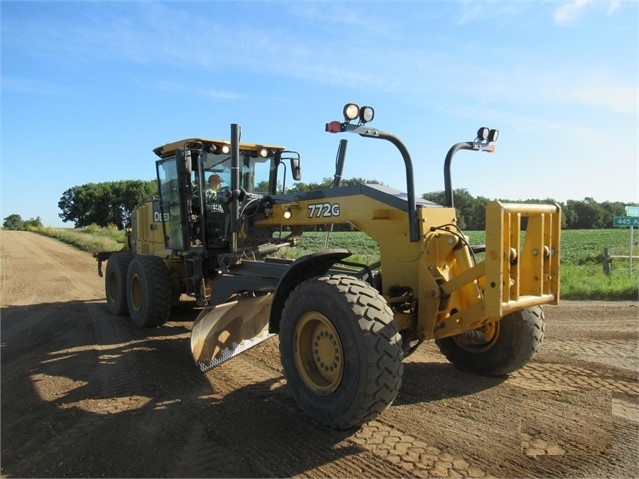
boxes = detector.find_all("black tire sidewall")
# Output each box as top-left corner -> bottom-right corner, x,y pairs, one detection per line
436,306 -> 545,376
126,256 -> 171,327
104,253 -> 134,316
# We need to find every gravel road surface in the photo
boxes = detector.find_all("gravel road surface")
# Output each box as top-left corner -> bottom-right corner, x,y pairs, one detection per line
1,230 -> 637,478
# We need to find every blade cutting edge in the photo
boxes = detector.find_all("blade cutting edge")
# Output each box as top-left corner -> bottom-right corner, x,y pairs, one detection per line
190,294 -> 273,371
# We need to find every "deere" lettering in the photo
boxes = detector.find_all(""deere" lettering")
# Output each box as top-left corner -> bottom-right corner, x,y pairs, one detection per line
153,211 -> 170,222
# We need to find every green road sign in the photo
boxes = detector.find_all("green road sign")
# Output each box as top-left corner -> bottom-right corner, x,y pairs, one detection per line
625,206 -> 639,217
614,216 -> 639,227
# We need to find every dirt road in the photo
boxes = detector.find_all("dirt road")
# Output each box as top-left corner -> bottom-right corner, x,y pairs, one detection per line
1,230 -> 637,478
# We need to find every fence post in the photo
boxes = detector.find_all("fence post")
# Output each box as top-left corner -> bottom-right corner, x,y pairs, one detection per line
630,227 -> 634,277
603,247 -> 612,275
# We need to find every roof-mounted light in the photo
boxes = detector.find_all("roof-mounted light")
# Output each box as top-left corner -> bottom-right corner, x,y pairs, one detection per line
476,127 -> 499,143
477,127 -> 490,142
343,103 -> 360,121
342,103 -> 375,124
210,143 -> 230,154
327,103 -> 377,133
359,105 -> 374,124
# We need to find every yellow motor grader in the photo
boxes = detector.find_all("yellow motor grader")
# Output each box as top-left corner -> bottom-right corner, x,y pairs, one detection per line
96,103 -> 560,429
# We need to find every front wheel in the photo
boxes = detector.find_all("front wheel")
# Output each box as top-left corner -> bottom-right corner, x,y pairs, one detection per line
435,306 -> 545,376
126,256 -> 172,327
279,274 -> 403,429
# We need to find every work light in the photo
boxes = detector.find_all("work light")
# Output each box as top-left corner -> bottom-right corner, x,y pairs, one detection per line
343,103 -> 359,121
359,106 -> 374,124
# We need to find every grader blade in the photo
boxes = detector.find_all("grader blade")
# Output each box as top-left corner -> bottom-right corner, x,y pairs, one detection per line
190,294 -> 274,372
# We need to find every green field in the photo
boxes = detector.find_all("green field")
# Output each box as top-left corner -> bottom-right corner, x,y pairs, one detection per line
282,229 -> 639,300
29,225 -> 639,300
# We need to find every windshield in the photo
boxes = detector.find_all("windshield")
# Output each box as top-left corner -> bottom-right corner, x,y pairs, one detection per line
198,150 -> 275,194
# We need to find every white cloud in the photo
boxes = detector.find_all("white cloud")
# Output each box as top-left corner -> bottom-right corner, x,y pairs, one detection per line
457,0 -> 528,25
540,73 -> 637,114
1,77 -> 70,96
156,81 -> 244,101
608,0 -> 622,14
554,0 -> 592,26
553,0 -> 629,25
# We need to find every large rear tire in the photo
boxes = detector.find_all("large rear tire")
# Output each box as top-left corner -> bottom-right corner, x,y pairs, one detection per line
279,274 -> 403,429
435,306 -> 545,376
126,256 -> 172,327
104,253 -> 134,316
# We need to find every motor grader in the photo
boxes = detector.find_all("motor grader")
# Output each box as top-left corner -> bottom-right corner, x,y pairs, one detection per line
96,103 -> 561,429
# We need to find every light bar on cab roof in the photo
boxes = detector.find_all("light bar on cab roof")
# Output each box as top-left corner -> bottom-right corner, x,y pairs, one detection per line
209,143 -> 230,154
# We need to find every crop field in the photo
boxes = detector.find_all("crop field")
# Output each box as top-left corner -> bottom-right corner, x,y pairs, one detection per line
282,228 -> 639,300
29,225 -> 639,300
283,228 -> 636,263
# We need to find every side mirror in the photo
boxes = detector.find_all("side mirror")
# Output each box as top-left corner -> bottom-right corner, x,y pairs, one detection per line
176,148 -> 192,176
290,157 -> 302,181
279,151 -> 302,183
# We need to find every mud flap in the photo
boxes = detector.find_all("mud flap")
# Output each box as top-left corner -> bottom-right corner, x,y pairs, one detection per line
190,294 -> 274,372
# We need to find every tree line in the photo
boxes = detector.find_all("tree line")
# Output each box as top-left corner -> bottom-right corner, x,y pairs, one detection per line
421,189 -> 633,231
2,214 -> 42,230
289,179 -> 635,231
2,178 -> 635,231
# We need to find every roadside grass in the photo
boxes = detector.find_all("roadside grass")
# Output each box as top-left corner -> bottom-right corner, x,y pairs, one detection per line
28,225 -> 638,300
29,224 -> 126,254
560,263 -> 638,300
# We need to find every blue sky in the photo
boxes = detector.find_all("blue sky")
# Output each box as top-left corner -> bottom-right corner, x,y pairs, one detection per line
2,0 -> 637,227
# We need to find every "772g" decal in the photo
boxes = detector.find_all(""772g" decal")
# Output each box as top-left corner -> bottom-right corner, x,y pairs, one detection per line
308,202 -> 341,218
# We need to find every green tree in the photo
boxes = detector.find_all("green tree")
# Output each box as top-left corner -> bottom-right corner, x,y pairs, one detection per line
287,178 -> 333,193
339,177 -> 381,187
288,177 -> 381,193
600,201 -> 627,227
3,214 -> 24,230
23,216 -> 43,229
58,180 -> 157,228
565,198 -> 606,229
2,214 -> 42,230
421,189 -> 489,229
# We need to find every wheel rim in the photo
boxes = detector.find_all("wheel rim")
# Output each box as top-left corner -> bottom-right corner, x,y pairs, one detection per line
452,319 -> 500,353
130,273 -> 143,313
293,311 -> 344,395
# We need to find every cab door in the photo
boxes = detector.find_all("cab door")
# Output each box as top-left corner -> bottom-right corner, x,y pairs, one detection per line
156,148 -> 194,251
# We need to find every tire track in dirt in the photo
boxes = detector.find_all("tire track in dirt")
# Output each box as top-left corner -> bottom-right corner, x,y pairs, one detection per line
228,310 -> 639,479
544,338 -> 638,371
510,359 -> 637,395
385,354 -> 534,479
197,341 -> 410,478
204,340 -> 496,478
507,353 -> 638,478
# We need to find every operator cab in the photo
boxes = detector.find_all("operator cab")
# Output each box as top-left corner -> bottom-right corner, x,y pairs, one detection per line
153,138 -> 301,254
